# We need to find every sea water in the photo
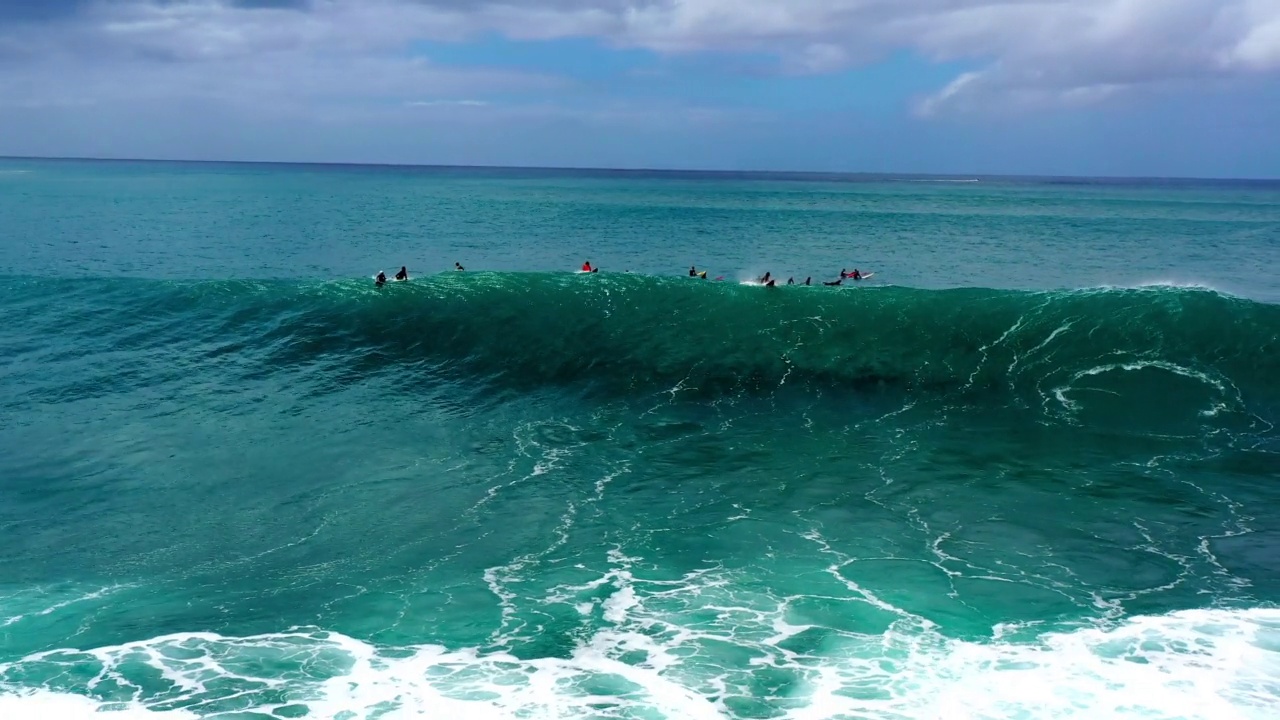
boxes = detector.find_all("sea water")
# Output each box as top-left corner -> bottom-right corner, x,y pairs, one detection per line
1,159 -> 1278,719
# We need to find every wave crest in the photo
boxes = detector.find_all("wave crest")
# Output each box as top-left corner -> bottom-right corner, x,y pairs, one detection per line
7,275 -> 1279,414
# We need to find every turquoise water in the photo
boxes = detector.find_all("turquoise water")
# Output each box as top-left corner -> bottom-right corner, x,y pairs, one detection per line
1,159 -> 1279,719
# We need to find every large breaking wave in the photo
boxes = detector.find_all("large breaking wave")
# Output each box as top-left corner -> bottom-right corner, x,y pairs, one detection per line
4,274 -> 1278,425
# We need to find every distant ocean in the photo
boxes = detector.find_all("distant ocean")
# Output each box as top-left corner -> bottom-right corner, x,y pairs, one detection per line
1,158 -> 1278,719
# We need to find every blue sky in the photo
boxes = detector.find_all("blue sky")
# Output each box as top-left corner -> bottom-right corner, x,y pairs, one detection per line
0,0 -> 1278,177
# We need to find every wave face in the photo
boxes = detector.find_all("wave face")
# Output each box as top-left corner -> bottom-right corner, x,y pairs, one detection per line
7,274 -> 1278,412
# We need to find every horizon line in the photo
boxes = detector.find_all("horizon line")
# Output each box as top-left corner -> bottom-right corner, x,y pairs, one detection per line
2,154 -> 1278,184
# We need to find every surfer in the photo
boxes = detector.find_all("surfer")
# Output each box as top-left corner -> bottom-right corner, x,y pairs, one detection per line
689,266 -> 698,277
395,266 -> 409,281
804,277 -> 811,286
455,262 -> 465,271
757,272 -> 772,284
851,269 -> 862,280
375,271 -> 386,287
582,261 -> 598,273
823,279 -> 842,286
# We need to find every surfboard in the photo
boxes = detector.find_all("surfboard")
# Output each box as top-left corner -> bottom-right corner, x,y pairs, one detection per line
856,273 -> 875,280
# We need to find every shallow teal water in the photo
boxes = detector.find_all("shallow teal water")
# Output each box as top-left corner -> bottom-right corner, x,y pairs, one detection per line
1,159 -> 1279,719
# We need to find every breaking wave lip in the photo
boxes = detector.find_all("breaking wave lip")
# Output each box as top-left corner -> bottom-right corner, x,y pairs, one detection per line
0,607 -> 1277,719
1077,280 -> 1241,297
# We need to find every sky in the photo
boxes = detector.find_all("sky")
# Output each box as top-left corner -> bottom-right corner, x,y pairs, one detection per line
0,0 -> 1278,177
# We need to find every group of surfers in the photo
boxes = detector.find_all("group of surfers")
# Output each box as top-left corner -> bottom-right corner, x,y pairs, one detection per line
376,261 -> 869,287
375,263 -> 466,286
691,266 -> 867,287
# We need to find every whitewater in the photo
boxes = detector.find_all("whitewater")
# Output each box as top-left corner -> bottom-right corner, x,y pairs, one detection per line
1,159 -> 1278,719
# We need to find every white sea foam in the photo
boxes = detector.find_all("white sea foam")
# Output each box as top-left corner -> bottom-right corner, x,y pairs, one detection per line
795,608 -> 1280,720
0,551 -> 1274,719
0,584 -> 129,628
0,603 -> 1276,719
1049,359 -> 1243,421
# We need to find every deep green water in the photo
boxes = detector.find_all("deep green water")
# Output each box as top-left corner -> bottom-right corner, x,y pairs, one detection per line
1,159 -> 1279,719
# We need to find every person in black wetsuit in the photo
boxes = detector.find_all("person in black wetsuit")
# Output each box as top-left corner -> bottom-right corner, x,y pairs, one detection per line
787,277 -> 794,285
455,262 -> 465,271
851,269 -> 862,280
689,266 -> 698,277
395,266 -> 409,281
804,277 -> 811,286
375,271 -> 387,287
823,278 -> 842,286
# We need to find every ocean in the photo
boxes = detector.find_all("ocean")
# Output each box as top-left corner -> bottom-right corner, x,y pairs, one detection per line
0,158 -> 1278,719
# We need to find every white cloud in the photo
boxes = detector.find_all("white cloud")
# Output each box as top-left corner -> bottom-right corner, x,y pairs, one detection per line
1222,3 -> 1280,71
565,0 -> 1280,113
0,0 -> 1277,119
914,70 -> 983,117
0,2 -> 567,113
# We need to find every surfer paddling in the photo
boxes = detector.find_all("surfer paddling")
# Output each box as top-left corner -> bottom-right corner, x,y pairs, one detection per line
375,271 -> 386,287
395,266 -> 409,281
